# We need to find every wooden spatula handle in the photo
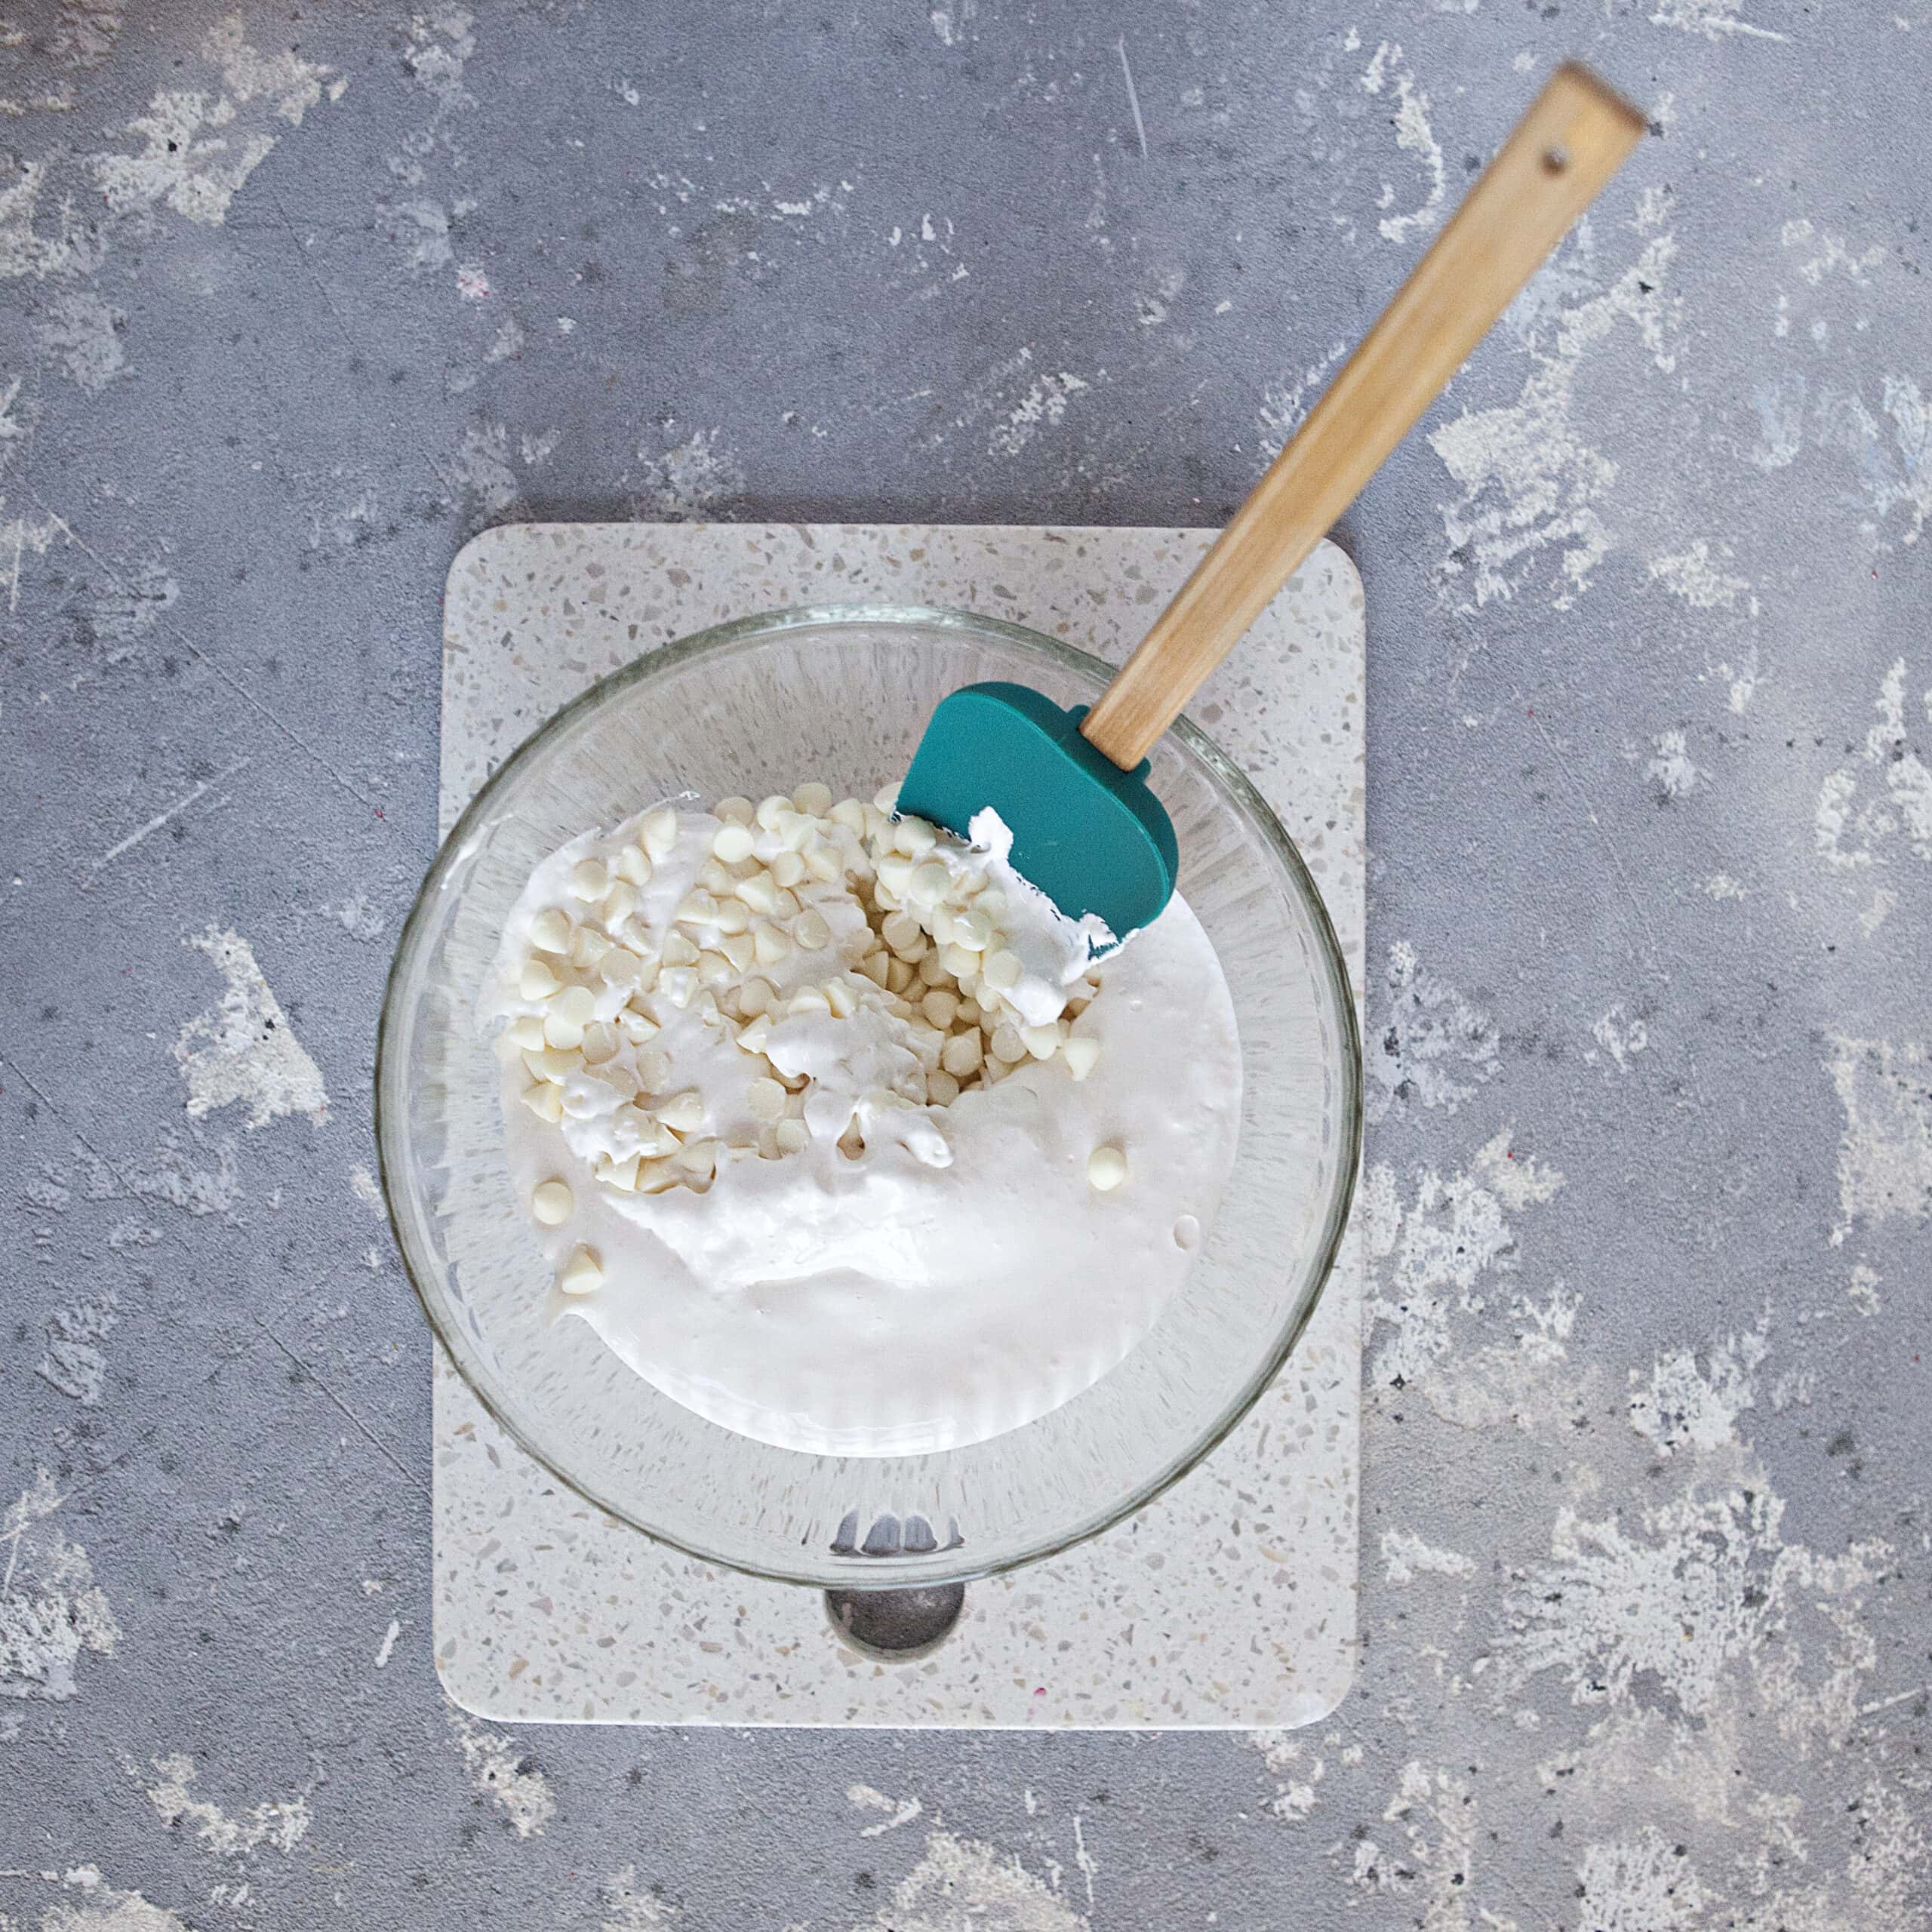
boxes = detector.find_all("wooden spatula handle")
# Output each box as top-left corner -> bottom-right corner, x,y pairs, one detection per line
1079,62 -> 1646,770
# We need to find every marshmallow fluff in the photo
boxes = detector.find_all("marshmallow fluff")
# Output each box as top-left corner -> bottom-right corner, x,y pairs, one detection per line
483,784 -> 1241,1457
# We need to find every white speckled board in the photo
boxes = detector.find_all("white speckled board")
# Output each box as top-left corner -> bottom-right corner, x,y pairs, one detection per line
435,523 -> 1364,1728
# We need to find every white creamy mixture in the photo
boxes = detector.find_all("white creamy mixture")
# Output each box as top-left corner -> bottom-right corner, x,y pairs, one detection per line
485,783 -> 1241,1457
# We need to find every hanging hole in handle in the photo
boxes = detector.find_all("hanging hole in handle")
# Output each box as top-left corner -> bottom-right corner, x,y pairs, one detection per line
1543,144 -> 1570,174
825,1584 -> 966,1661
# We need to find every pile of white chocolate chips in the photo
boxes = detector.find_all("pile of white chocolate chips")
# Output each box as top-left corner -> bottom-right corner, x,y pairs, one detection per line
496,784 -> 1122,1247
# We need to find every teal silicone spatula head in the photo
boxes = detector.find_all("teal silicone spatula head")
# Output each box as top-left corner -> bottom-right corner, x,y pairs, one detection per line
896,64 -> 1643,931
899,682 -> 1178,940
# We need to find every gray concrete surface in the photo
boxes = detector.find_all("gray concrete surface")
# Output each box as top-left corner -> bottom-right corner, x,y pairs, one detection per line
3,4 -> 1929,1928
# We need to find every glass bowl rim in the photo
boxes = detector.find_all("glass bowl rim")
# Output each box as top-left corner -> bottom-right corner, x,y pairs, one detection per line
377,598 -> 1363,1588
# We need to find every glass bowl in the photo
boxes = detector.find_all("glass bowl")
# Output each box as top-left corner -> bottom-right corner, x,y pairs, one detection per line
377,605 -> 1360,1589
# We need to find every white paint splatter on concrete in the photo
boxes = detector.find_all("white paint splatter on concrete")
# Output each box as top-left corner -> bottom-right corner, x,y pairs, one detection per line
1366,1128 -> 1565,1394
1645,729 -> 1702,800
322,893 -> 384,942
989,372 -> 1090,457
1367,941 -> 1498,1123
202,17 -> 331,125
1359,43 -> 1444,245
601,1865 -> 678,1928
1628,1323 -> 1767,1454
1825,1034 -> 1932,1242
35,1292 -> 119,1404
448,420 -> 521,520
35,291 -> 126,392
635,430 -> 742,520
38,1866 -> 191,1932
88,19 -> 337,234
1650,0 -> 1786,38
1781,217 -> 1885,288
379,198 -> 454,273
847,1785 -> 924,1835
1380,1527 -> 1475,1584
1352,1764 -> 1476,1922
1647,540 -> 1751,610
1702,872 -> 1747,900
1256,340 -> 1348,460
451,1712 -> 555,1838
1754,374 -> 1932,544
1591,1002 -> 1649,1071
1814,657 -> 1932,870
0,160 -> 106,282
1,1471 -> 121,1703
1575,1827 -> 1713,1930
851,1832 -> 1084,1932
1247,1731 -> 1326,1818
1847,1263 -> 1881,1315
374,1618 -> 401,1669
141,1753 -> 312,1857
173,928 -> 329,1131
1505,1485 -> 1884,1718
1432,210 -> 1677,611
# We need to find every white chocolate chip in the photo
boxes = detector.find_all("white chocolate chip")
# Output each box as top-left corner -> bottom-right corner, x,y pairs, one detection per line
616,1008 -> 660,1044
531,1179 -> 574,1225
803,838 -> 843,882
699,860 -> 734,895
599,946 -> 645,992
522,1045 -> 581,1083
1088,1144 -> 1128,1192
737,869 -> 779,913
520,1081 -> 565,1122
775,1118 -> 811,1155
894,817 -> 937,858
859,952 -> 891,988
712,821 -> 756,863
989,1024 -> 1027,1064
658,1089 -> 706,1133
793,781 -> 833,816
755,793 -> 792,830
752,920 -> 791,966
909,861 -> 948,907
570,927 -> 612,974
580,1020 -> 620,1066
950,907 -> 992,950
696,949 -> 733,985
715,795 -> 756,826
520,958 -> 561,1001
675,1138 -> 718,1177
982,949 -> 1022,991
640,808 -> 679,859
660,931 -> 700,968
529,908 -> 572,953
569,857 -> 611,902
634,1045 -> 672,1091
543,1009 -> 586,1050
927,1069 -> 960,1105
712,897 -> 751,935
789,986 -> 831,1017
746,1076 -> 787,1121
941,1031 -> 982,1076
830,798 -> 866,835
769,849 -> 806,889
557,1244 -> 604,1294
659,965 -> 697,1008
603,881 -> 638,928
598,1152 -> 642,1192
873,783 -> 900,814
676,890 -> 717,926
875,853 -> 913,896
793,908 -> 832,951
921,989 -> 959,1029
615,844 -> 653,888
775,809 -> 816,850
824,976 -> 858,1020
737,1014 -> 773,1054
738,977 -> 776,1016
1020,1022 -> 1060,1060
720,930 -> 756,972
506,1014 -> 546,1050
1063,1036 -> 1100,1081
553,985 -> 595,1027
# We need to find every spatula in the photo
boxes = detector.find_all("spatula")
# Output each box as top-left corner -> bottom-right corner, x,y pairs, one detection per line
899,62 -> 1646,940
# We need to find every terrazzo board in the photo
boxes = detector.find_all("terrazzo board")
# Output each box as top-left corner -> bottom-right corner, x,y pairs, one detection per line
435,522 -> 1364,1728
